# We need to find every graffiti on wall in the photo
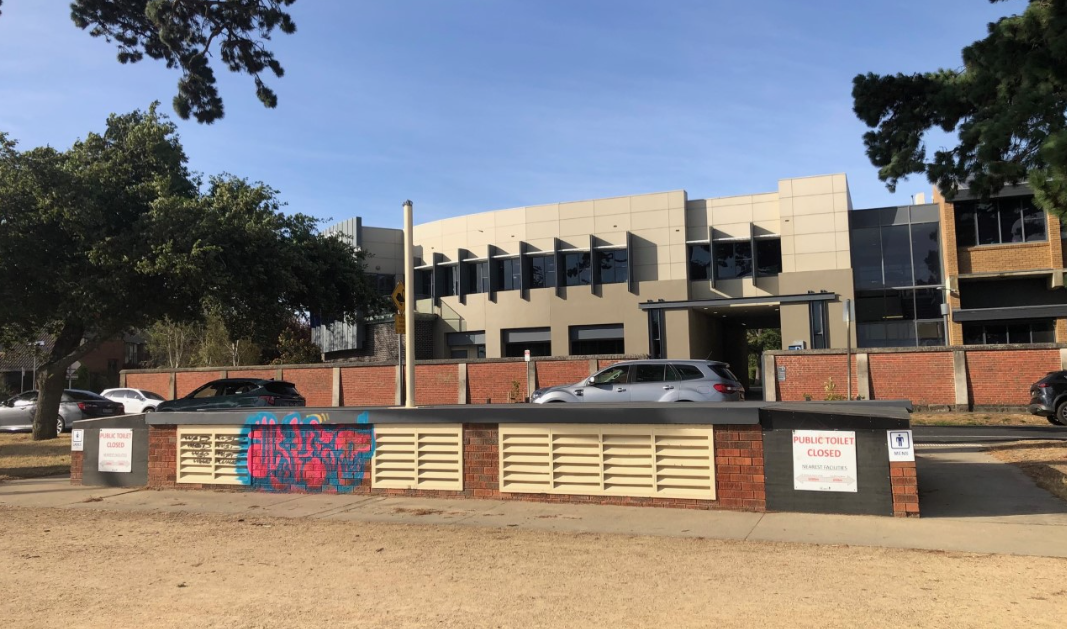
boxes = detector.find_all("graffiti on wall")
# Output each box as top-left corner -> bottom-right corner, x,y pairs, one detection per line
238,411 -> 376,492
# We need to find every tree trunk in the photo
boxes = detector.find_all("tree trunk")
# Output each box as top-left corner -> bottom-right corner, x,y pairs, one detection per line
31,321 -> 92,441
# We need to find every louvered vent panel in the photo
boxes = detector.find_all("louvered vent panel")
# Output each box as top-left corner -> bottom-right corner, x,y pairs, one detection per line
372,424 -> 463,490
177,426 -> 247,485
499,425 -> 715,500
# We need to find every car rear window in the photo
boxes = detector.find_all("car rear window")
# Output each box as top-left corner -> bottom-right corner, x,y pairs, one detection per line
67,390 -> 108,401
708,364 -> 739,382
672,365 -> 704,381
264,381 -> 300,396
142,391 -> 165,401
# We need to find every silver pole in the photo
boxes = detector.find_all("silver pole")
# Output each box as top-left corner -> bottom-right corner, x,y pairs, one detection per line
845,299 -> 852,401
403,200 -> 416,408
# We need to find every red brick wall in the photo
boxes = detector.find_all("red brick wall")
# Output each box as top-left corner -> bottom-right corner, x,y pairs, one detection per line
535,360 -> 590,388
774,354 -> 858,401
467,362 -> 528,404
414,364 -> 459,406
228,369 -> 277,380
148,426 -> 181,489
340,366 -> 395,406
597,358 -> 626,369
890,461 -> 919,517
126,373 -> 173,399
70,451 -> 83,485
176,371 -> 224,398
868,352 -> 954,405
282,368 -> 333,407
966,349 -> 1059,406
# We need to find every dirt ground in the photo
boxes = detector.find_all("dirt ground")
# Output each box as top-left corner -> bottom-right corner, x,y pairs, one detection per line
1,506 -> 1065,628
910,411 -> 1052,426
988,441 -> 1067,503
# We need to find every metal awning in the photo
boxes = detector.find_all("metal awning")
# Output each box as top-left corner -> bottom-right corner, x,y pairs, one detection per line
637,292 -> 837,311
952,305 -> 1067,322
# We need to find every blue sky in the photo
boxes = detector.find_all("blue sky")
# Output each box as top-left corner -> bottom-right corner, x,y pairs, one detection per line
0,0 -> 1025,229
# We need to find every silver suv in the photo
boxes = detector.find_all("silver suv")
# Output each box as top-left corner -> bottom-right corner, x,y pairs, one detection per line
531,359 -> 744,404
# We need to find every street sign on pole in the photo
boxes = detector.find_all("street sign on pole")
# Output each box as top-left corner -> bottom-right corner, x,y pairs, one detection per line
391,282 -> 405,311
394,312 -> 405,334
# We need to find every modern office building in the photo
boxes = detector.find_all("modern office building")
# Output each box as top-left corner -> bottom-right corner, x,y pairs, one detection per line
314,172 -> 1065,391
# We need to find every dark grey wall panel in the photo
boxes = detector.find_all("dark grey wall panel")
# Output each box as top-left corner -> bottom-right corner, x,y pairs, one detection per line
78,414 -> 149,488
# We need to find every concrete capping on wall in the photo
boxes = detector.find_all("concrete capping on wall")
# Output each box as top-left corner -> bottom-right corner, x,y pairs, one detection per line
766,343 -> 1067,356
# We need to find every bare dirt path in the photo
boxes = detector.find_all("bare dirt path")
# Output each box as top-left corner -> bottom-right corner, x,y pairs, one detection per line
2,506 -> 1065,628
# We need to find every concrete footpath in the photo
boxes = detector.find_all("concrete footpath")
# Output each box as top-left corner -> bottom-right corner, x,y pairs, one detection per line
1,474 -> 1065,559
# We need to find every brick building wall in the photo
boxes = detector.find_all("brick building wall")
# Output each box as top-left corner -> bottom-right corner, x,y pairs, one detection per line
282,367 -> 333,407
890,460 -> 919,517
125,372 -> 172,399
414,364 -> 460,405
175,371 -> 224,398
227,369 -> 278,380
535,360 -> 593,388
868,352 -> 955,406
957,242 -> 1052,275
965,348 -> 1059,406
773,354 -> 858,401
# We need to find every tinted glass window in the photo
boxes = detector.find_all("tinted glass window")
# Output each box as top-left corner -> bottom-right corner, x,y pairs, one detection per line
714,241 -> 752,280
67,390 -> 107,401
264,382 -> 300,396
13,391 -> 37,403
673,365 -> 704,381
466,261 -> 489,294
563,252 -> 591,286
591,365 -> 629,385
143,391 -> 165,401
439,266 -> 458,297
880,224 -> 912,287
955,207 -> 977,246
449,349 -> 468,359
851,227 -> 884,289
530,255 -> 556,289
955,197 -> 1045,246
709,365 -> 738,381
1021,198 -> 1047,241
415,269 -> 432,299
191,383 -> 224,399
570,338 -> 625,355
496,258 -> 520,291
598,250 -> 627,284
755,238 -> 782,276
910,223 -> 941,285
976,202 -> 1000,245
688,244 -> 711,281
632,364 -> 665,383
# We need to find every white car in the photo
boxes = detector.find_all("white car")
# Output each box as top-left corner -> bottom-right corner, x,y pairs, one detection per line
101,388 -> 167,413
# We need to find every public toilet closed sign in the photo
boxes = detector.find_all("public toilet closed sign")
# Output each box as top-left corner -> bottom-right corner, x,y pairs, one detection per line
792,430 -> 857,493
98,428 -> 133,473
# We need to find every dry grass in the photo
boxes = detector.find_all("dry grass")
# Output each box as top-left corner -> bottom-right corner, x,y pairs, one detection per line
910,411 -> 1053,427
988,441 -> 1067,503
0,433 -> 71,482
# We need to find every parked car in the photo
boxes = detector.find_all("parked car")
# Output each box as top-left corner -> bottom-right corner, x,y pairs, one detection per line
0,389 -> 125,433
531,359 -> 744,404
1028,371 -> 1067,425
156,378 -> 306,412
101,388 -> 167,413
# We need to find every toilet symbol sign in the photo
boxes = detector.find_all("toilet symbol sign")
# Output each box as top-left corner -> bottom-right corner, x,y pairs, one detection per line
887,430 -> 915,462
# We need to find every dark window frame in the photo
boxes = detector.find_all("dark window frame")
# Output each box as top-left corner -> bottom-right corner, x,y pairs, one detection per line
953,196 -> 1047,247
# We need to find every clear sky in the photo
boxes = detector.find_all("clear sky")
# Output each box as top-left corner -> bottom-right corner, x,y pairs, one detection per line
0,0 -> 1026,229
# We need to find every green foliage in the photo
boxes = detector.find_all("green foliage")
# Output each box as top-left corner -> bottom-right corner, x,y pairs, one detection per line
853,0 -> 1067,215
0,105 -> 382,438
198,309 -> 261,367
143,316 -> 202,369
746,328 -> 781,383
824,377 -> 846,402
270,317 -> 322,365
65,0 -> 299,123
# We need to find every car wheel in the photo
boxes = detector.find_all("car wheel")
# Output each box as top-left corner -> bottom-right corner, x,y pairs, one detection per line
56,416 -> 65,434
143,407 -> 155,413
1053,402 -> 1067,426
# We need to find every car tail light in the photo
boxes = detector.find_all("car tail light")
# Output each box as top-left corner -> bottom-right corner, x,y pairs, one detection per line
1036,383 -> 1051,388
714,384 -> 740,394
259,395 -> 276,405
77,402 -> 86,410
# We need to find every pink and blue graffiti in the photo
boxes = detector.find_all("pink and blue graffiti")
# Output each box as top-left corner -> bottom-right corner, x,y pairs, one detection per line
239,412 -> 375,492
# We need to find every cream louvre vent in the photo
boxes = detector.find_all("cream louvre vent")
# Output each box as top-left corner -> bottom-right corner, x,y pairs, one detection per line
500,424 -> 716,500
372,424 -> 464,491
177,426 -> 247,485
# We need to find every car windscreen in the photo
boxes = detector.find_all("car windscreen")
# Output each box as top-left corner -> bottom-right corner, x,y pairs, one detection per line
708,364 -> 739,382
66,390 -> 108,401
264,381 -> 300,396
142,391 -> 165,401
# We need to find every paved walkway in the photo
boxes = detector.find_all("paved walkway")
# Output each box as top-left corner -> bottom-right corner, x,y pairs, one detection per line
2,464 -> 1066,559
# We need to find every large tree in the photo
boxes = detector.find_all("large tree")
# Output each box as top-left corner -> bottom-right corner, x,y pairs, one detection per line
0,106 -> 383,440
852,0 -> 1067,213
0,0 -> 298,124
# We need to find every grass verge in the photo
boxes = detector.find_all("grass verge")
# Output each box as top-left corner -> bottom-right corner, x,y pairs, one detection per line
910,412 -> 1054,427
987,441 -> 1067,503
0,433 -> 72,482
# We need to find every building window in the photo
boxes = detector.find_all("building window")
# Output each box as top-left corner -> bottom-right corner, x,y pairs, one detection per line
495,258 -> 520,291
530,255 -> 556,289
368,273 -> 396,296
450,349 -> 468,359
962,320 -> 1055,345
856,288 -> 946,348
648,310 -> 665,359
446,331 -> 486,360
415,269 -> 432,299
570,324 -> 624,355
714,241 -> 752,280
809,301 -> 828,349
688,244 -> 710,281
755,238 -> 782,276
597,249 -> 628,284
851,222 -> 942,289
563,252 -> 591,286
502,328 -> 551,358
465,261 -> 489,294
439,265 -> 459,297
954,196 -> 1047,246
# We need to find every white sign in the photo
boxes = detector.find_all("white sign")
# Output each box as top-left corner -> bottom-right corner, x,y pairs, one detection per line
71,429 -> 84,452
524,349 -> 531,363
887,430 -> 915,462
792,430 -> 858,493
98,428 -> 133,473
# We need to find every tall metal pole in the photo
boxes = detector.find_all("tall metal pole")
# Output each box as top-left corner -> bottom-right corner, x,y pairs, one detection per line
403,200 -> 416,408
844,299 -> 852,401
